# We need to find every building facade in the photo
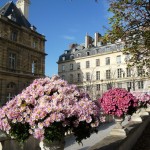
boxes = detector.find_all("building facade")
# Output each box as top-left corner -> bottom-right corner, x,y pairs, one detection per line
58,33 -> 150,99
0,0 -> 46,105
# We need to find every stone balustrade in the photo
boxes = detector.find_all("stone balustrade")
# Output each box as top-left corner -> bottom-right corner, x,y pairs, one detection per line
0,110 -> 149,150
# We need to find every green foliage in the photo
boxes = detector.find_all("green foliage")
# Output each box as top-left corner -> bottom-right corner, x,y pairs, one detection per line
44,122 -> 65,143
107,0 -> 150,74
9,123 -> 30,143
72,121 -> 98,144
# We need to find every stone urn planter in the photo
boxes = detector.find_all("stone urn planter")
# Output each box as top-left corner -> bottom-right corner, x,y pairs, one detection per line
139,108 -> 149,116
146,104 -> 150,113
131,109 -> 142,122
98,88 -> 138,137
110,116 -> 127,137
39,138 -> 65,150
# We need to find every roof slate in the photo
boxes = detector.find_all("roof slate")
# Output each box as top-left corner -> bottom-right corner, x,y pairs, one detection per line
0,1 -> 31,28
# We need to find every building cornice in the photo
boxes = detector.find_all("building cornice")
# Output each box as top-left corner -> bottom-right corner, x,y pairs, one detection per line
0,36 -> 47,56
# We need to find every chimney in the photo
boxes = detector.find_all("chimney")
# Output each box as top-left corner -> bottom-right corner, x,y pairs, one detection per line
16,0 -> 30,20
94,32 -> 101,47
85,33 -> 93,48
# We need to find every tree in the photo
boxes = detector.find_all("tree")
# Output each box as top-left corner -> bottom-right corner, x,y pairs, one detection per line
106,0 -> 150,75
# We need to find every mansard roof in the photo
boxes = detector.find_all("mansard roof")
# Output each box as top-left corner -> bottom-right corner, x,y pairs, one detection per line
58,42 -> 124,63
0,1 -> 31,28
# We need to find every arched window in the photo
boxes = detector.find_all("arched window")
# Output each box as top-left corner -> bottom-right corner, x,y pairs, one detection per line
7,82 -> 16,89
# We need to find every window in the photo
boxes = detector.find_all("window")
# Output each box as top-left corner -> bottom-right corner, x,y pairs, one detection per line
137,66 -> 144,76
106,70 -> 111,79
7,93 -> 14,101
77,62 -> 80,70
105,57 -> 110,65
62,56 -> 65,61
61,75 -> 65,80
95,49 -> 99,54
70,55 -> 74,59
117,68 -> 122,78
116,55 -> 121,64
70,74 -> 73,83
70,64 -> 73,70
7,82 -> 16,89
32,61 -> 36,74
86,86 -> 90,91
96,84 -> 101,91
62,65 -> 65,72
116,44 -> 123,51
33,40 -> 38,48
138,81 -> 144,89
7,82 -> 16,101
96,71 -> 100,80
77,53 -> 81,57
126,68 -> 131,77
9,53 -> 16,70
86,72 -> 90,81
107,83 -> 112,90
125,53 -> 130,62
96,59 -> 100,66
117,82 -> 122,88
10,31 -> 17,41
127,82 -> 132,90
77,73 -> 81,82
86,51 -> 90,56
86,61 -> 90,68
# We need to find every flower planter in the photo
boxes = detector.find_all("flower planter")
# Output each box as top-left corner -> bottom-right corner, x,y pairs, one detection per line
131,110 -> 142,122
99,88 -> 138,137
139,108 -> 149,116
146,104 -> 150,113
0,76 -> 101,148
39,138 -> 65,150
110,116 -> 127,137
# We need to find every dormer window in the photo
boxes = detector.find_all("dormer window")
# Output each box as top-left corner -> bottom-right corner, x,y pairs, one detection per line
116,44 -> 124,51
64,50 -> 68,54
62,56 -> 65,61
95,49 -> 99,54
8,14 -> 16,22
77,53 -> 81,57
86,51 -> 90,56
70,55 -> 74,59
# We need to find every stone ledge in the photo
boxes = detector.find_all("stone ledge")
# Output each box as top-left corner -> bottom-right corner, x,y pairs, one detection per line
88,116 -> 150,150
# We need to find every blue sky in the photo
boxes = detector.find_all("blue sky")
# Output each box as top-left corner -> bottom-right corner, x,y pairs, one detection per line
0,0 -> 110,77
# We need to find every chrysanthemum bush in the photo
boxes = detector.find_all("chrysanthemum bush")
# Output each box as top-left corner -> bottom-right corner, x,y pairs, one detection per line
0,76 -> 103,144
132,92 -> 150,108
98,88 -> 138,118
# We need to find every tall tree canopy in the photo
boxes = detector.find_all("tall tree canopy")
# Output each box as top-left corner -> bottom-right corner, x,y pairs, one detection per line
107,0 -> 150,74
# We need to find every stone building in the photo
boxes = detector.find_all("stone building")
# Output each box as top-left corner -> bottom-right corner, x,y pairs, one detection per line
0,0 -> 46,105
57,33 -> 150,99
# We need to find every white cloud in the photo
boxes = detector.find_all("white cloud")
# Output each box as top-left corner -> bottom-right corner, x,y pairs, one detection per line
62,35 -> 76,40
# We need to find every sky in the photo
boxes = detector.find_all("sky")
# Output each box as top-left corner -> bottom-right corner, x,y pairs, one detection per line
0,0 -> 111,77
